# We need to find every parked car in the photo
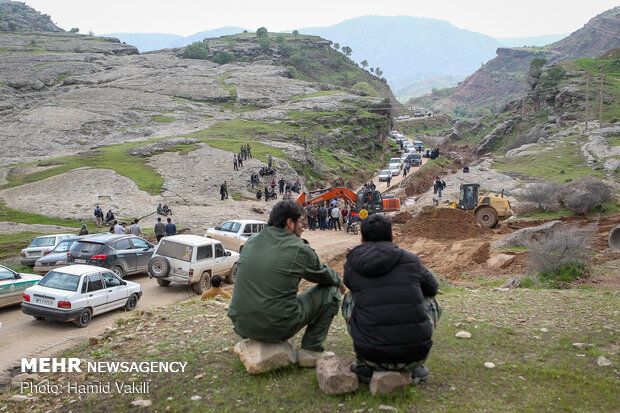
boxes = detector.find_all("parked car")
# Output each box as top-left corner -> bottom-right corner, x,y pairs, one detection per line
413,140 -> 425,149
388,164 -> 401,176
0,265 -> 40,308
67,234 -> 155,278
148,235 -> 239,294
389,157 -> 402,166
33,236 -> 86,274
378,169 -> 392,182
205,219 -> 267,252
20,234 -> 74,266
21,265 -> 142,327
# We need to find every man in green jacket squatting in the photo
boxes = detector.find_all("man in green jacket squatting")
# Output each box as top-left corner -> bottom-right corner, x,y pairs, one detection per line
228,200 -> 346,367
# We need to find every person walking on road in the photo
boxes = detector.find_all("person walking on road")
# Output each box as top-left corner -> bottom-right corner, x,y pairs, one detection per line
165,217 -> 177,237
220,181 -> 228,201
386,174 -> 391,188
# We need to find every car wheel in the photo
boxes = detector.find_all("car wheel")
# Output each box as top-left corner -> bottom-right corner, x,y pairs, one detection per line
156,278 -> 171,287
149,257 -> 170,278
192,272 -> 211,295
74,308 -> 92,328
125,293 -> 138,311
111,265 -> 125,279
225,264 -> 238,284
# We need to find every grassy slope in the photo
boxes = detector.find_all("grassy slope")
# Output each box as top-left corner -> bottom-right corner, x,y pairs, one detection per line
5,287 -> 617,412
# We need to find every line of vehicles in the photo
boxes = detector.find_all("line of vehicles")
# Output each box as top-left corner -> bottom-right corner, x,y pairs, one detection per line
378,131 -> 424,181
2,220 -> 270,327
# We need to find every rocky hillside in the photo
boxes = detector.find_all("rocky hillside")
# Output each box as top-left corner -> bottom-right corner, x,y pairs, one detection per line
0,28 -> 396,227
0,0 -> 62,32
409,6 -> 620,115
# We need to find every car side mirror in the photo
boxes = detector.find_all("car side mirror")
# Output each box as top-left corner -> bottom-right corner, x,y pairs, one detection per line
143,247 -> 150,251
226,251 -> 231,256
121,281 -> 126,285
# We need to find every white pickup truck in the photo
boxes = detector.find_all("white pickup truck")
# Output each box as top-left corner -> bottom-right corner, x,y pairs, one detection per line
148,235 -> 239,294
205,219 -> 266,253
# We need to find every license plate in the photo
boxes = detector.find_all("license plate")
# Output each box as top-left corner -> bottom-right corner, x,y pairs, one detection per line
75,259 -> 86,264
172,268 -> 187,276
35,297 -> 54,306
29,251 -> 42,257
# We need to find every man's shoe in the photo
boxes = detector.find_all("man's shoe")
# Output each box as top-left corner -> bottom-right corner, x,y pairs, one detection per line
351,362 -> 373,384
297,349 -> 335,367
411,365 -> 429,385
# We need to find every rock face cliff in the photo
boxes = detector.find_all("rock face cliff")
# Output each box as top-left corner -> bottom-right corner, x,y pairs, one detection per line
425,6 -> 620,114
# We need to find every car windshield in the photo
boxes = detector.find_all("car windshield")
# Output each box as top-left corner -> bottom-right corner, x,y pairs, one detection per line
71,241 -> 105,254
38,270 -> 81,291
52,239 -> 77,253
156,240 -> 192,262
29,236 -> 56,247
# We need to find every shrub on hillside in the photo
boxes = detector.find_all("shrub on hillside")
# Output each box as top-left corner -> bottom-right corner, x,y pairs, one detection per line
211,51 -> 234,64
258,37 -> 271,51
557,175 -> 611,214
525,223 -> 594,288
522,182 -> 561,212
256,27 -> 267,38
352,81 -> 378,97
183,42 -> 209,60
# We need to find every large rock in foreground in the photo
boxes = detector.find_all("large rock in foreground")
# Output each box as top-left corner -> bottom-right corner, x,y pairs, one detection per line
233,339 -> 297,374
316,356 -> 358,395
369,371 -> 412,396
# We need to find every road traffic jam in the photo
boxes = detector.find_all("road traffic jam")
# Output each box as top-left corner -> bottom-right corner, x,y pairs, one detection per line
0,131 -> 428,330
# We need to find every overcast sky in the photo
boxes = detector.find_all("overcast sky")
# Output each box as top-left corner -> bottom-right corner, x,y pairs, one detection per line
22,0 -> 620,38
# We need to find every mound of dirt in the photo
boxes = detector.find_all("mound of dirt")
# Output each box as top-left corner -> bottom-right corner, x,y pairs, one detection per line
397,207 -> 493,241
391,211 -> 413,224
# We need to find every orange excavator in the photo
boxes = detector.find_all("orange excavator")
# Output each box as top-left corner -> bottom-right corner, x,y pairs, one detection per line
296,187 -> 400,216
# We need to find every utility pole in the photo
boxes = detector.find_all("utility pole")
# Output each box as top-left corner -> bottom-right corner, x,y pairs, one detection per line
585,74 -> 589,130
599,72 -> 605,128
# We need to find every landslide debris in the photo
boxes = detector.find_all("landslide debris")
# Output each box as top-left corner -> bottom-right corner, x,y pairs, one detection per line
397,207 -> 493,242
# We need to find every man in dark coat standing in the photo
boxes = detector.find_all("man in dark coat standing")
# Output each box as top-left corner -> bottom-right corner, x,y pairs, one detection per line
342,214 -> 441,384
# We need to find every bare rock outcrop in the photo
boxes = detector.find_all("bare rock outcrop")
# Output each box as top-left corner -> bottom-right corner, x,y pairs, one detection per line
491,221 -> 564,249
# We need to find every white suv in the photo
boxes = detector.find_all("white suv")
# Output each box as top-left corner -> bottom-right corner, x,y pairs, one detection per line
148,235 -> 239,294
205,219 -> 266,252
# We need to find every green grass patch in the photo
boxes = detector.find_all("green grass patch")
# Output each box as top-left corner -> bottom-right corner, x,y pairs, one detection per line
290,90 -> 347,100
493,138 -> 607,183
0,231 -> 40,259
0,202 -> 95,229
151,115 -> 176,123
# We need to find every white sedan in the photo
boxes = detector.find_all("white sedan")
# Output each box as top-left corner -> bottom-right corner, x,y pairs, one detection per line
21,265 -> 142,327
205,219 -> 267,252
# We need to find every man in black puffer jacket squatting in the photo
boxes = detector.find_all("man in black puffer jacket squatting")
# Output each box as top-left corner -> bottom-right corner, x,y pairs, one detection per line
342,214 -> 442,384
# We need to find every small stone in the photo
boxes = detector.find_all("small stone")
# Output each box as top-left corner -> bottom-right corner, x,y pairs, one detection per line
540,328 -> 548,333
9,395 -> 29,402
484,362 -> 495,369
370,371 -> 411,396
89,337 -> 99,346
191,395 -> 202,401
454,322 -> 462,327
379,405 -> 398,411
130,399 -> 152,407
597,356 -> 612,367
466,317 -> 475,322
194,374 -> 203,379
455,331 -> 472,339
316,357 -> 358,395
572,343 -> 586,349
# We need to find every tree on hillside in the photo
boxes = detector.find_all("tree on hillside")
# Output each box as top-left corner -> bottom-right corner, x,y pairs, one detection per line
360,60 -> 368,69
341,46 -> 352,57
256,27 -> 268,38
375,67 -> 383,77
183,42 -> 210,60
292,30 -> 299,39
70,27 -> 79,33
529,57 -> 546,79
258,37 -> 271,50
369,67 -> 374,73
333,43 -> 340,51
8,22 -> 17,32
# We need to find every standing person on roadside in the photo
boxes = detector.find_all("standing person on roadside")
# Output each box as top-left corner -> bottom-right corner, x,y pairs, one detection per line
278,178 -> 286,195
342,214 -> 441,384
247,143 -> 252,158
309,204 -> 318,230
220,181 -> 228,201
94,206 -> 103,228
318,204 -> 327,230
165,217 -> 177,237
386,173 -> 391,188
129,219 -> 143,237
154,217 -> 166,242
113,220 -> 125,234
330,204 -> 341,231
228,200 -> 345,367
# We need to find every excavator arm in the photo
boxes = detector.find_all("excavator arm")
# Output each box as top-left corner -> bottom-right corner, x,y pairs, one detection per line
295,187 -> 358,205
